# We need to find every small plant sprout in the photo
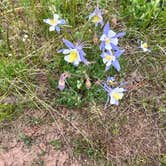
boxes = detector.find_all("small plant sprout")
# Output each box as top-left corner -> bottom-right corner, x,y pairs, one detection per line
89,7 -> 103,27
100,22 -> 125,51
43,14 -> 66,33
100,49 -> 124,71
140,41 -> 150,52
59,39 -> 88,66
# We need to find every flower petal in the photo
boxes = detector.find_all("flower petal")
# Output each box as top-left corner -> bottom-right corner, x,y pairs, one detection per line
64,55 -> 70,62
114,50 -> 124,58
112,32 -> 126,38
103,22 -> 110,34
63,39 -> 75,49
55,26 -> 60,33
105,64 -> 111,71
49,26 -> 55,31
58,49 -> 65,53
73,60 -> 80,66
89,13 -> 95,20
111,38 -> 118,45
62,49 -> 70,54
100,34 -> 106,41
110,95 -> 117,105
60,19 -> 66,24
112,60 -> 121,71
106,60 -> 113,67
105,44 -> 112,50
108,30 -> 116,38
100,52 -> 105,58
79,50 -> 88,64
111,43 -> 120,51
43,19 -> 51,25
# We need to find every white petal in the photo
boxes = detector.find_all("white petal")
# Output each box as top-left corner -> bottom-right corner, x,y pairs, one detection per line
105,44 -> 112,50
43,19 -> 51,25
103,58 -> 108,64
64,55 -> 70,62
108,30 -> 116,37
63,49 -> 71,54
73,60 -> 80,66
114,87 -> 125,93
143,48 -> 148,52
119,93 -> 124,99
111,38 -> 118,45
89,13 -> 95,20
100,34 -> 106,41
108,50 -> 113,56
49,26 -> 55,31
110,95 -> 116,105
106,60 -> 112,67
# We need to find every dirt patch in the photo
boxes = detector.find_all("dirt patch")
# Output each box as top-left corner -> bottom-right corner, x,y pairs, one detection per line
108,111 -> 165,164
0,110 -> 83,166
0,107 -> 165,165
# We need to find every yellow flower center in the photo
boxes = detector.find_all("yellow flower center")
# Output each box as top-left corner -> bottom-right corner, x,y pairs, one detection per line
92,15 -> 100,23
143,43 -> 148,48
105,38 -> 111,44
113,92 -> 121,100
50,19 -> 57,26
105,55 -> 114,61
109,80 -> 114,85
69,50 -> 79,62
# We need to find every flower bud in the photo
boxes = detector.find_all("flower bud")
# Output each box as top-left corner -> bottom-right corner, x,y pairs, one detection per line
85,78 -> 91,89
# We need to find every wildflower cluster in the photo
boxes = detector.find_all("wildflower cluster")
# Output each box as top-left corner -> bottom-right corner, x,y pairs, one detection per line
43,7 -> 127,108
42,7 -> 150,108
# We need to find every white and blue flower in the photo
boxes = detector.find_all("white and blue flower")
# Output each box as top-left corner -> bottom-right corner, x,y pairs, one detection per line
100,22 -> 125,51
103,84 -> 126,106
43,14 -> 66,33
59,39 -> 88,66
109,87 -> 126,105
140,41 -> 150,52
89,7 -> 103,27
107,76 -> 116,85
100,49 -> 124,71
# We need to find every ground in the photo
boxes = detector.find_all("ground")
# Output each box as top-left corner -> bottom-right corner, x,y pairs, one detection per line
0,0 -> 166,165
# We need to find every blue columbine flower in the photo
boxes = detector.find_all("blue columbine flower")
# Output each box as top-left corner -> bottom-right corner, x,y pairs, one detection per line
100,49 -> 124,71
43,14 -> 66,33
89,7 -> 103,27
100,22 -> 125,51
109,87 -> 126,105
99,77 -> 127,108
102,83 -> 126,107
107,76 -> 115,85
59,39 -> 88,66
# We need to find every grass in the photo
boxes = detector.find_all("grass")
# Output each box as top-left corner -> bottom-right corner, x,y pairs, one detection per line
0,0 -> 165,165
49,139 -> 63,150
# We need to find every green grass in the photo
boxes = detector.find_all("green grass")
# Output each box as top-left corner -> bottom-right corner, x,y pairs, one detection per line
49,139 -> 63,150
119,0 -> 165,29
0,58 -> 28,92
0,0 -> 165,165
